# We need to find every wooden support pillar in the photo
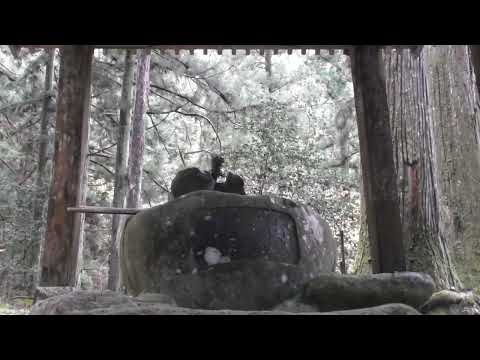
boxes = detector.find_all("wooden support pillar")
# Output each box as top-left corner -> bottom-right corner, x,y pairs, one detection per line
350,46 -> 406,273
40,46 -> 94,287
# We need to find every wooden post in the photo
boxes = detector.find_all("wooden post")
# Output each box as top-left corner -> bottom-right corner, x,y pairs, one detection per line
40,46 -> 94,287
350,46 -> 406,273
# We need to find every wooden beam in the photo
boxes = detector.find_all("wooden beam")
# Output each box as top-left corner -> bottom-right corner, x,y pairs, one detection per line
40,45 -> 94,287
68,207 -> 140,215
350,45 -> 406,273
21,45 -> 419,51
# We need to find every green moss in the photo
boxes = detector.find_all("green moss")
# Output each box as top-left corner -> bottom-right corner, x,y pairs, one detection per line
19,299 -> 33,307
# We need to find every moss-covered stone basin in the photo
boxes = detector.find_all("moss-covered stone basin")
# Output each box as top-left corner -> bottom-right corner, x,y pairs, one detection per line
120,190 -> 336,310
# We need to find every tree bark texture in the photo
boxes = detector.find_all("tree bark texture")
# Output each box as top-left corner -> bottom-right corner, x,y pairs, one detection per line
352,171 -> 371,274
40,46 -> 94,287
424,46 -> 480,288
354,46 -> 480,289
469,45 -> 480,169
126,49 -> 151,209
30,48 -> 55,292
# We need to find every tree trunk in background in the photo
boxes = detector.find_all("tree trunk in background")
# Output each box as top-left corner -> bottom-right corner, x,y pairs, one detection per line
107,50 -> 135,291
470,45 -> 480,165
30,48 -> 55,293
265,50 -> 273,93
382,47 -> 460,289
40,46 -> 93,287
353,46 -> 480,290
116,49 -> 150,292
470,46 -> 480,99
126,49 -> 151,209
350,46 -> 406,274
424,46 -> 480,289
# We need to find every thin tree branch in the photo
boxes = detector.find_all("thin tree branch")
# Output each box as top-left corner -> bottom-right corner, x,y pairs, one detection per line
0,63 -> 18,81
88,153 -> 112,159
143,169 -> 170,193
18,167 -> 36,186
146,113 -> 172,155
9,117 -> 43,137
0,158 -> 16,175
174,110 -> 222,151
177,146 -> 186,167
0,93 -> 53,114
150,83 -> 210,112
89,143 -> 117,156
89,159 -> 114,175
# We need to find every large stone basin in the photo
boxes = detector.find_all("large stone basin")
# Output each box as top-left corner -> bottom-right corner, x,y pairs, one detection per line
120,190 -> 336,310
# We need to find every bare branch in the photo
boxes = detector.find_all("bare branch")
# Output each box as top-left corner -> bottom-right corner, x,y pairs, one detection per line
16,52 -> 50,83
0,158 -> 16,175
175,110 -> 222,151
88,153 -> 112,159
177,146 -> 187,167
150,83 -> 210,112
0,93 -> 53,114
89,159 -> 114,175
8,116 -> 42,137
143,169 -> 170,193
18,167 -> 36,186
183,149 -> 212,156
324,150 -> 360,168
89,143 -> 117,156
0,62 -> 18,81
